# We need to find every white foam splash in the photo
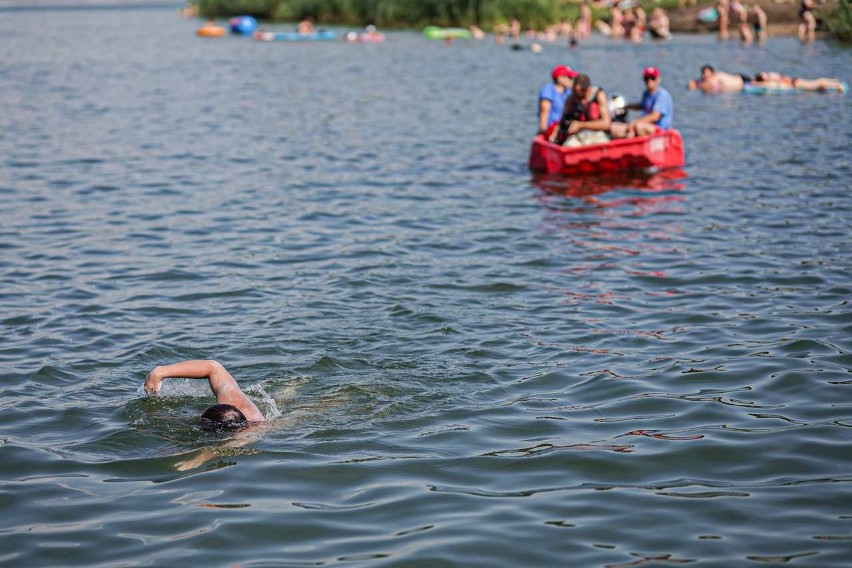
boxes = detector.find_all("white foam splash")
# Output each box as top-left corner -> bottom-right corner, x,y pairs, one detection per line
135,379 -> 211,398
246,382 -> 283,420
136,377 -> 303,422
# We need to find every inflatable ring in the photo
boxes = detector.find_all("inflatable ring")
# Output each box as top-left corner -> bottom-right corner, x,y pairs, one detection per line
197,25 -> 226,37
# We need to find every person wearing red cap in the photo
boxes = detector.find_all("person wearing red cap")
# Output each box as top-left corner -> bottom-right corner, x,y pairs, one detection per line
610,66 -> 673,138
538,65 -> 579,135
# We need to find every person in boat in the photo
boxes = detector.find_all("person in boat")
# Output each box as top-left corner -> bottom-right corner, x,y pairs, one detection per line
298,16 -> 316,35
610,66 -> 673,138
688,64 -> 752,92
538,65 -> 579,135
549,74 -> 612,147
145,360 -> 265,427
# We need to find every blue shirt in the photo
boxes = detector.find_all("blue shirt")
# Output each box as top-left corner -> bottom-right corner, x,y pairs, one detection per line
640,86 -> 673,130
539,82 -> 570,127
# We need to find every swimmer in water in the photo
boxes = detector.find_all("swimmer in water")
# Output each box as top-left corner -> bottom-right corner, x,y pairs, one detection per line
689,65 -> 847,94
688,65 -> 752,92
145,360 -> 265,426
297,16 -> 315,35
752,72 -> 847,93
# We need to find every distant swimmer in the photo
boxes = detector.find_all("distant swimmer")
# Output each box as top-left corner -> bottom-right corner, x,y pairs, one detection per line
298,16 -> 316,35
688,65 -> 752,92
752,72 -> 847,93
145,360 -> 265,426
690,65 -> 847,93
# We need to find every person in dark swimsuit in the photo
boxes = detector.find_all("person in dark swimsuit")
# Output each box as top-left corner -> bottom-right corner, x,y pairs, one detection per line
798,0 -> 817,43
752,5 -> 767,43
752,71 -> 846,93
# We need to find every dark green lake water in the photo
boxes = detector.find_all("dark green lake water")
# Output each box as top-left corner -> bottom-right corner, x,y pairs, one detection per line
1,5 -> 850,567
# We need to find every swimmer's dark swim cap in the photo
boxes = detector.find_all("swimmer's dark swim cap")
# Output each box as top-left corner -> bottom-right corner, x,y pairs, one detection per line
200,404 -> 247,430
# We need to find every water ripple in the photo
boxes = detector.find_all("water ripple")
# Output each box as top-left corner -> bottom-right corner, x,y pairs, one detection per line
0,9 -> 850,568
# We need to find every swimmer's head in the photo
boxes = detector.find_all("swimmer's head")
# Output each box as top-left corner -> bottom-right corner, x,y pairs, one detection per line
701,65 -> 714,78
200,403 -> 247,430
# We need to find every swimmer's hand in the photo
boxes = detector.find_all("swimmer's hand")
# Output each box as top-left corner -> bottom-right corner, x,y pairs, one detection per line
144,367 -> 164,395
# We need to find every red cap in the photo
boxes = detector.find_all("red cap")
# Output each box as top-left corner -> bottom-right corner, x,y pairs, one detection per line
552,65 -> 579,80
643,66 -> 660,79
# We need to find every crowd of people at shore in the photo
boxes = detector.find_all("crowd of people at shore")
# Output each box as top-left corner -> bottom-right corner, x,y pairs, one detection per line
714,0 -> 824,45
194,0 -> 827,48
494,0 -> 672,47
493,0 -> 827,49
595,1 -> 673,42
712,0 -> 769,44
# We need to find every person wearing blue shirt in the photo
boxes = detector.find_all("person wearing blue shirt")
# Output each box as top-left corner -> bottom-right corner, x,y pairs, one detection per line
611,66 -> 674,138
538,65 -> 578,135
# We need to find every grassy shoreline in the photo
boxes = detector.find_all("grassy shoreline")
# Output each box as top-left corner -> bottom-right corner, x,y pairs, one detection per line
824,0 -> 852,41
191,0 -> 849,42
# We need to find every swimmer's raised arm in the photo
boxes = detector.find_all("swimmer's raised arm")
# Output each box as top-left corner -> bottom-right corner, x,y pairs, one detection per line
145,360 -> 264,422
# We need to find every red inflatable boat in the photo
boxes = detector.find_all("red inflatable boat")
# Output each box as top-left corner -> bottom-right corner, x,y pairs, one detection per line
528,129 -> 685,175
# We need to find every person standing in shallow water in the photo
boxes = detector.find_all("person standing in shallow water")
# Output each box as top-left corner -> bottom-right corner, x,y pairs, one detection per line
798,0 -> 817,43
145,360 -> 265,425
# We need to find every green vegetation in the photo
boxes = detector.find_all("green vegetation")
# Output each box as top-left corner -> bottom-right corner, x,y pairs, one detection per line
822,0 -> 852,42
195,0 -> 591,29
195,0 -> 850,42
